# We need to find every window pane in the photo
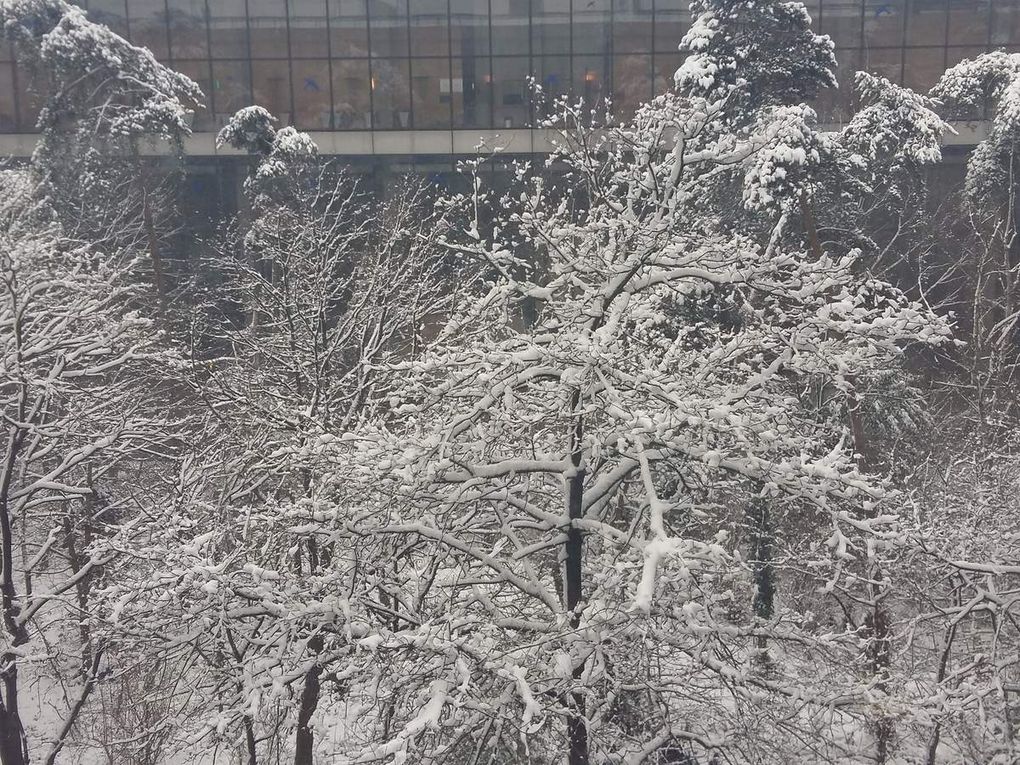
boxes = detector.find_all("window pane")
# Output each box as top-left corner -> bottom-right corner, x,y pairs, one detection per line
88,0 -> 128,37
451,0 -> 490,57
289,0 -> 329,58
653,50 -> 683,95
369,0 -> 408,57
573,53 -> 609,124
864,0 -> 904,46
252,60 -> 292,124
410,0 -> 448,57
331,58 -> 372,128
371,57 -> 411,127
491,0 -> 530,57
655,0 -> 689,53
329,0 -> 368,56
292,59 -> 331,128
574,0 -> 612,55
613,0 -> 653,53
131,0 -> 171,59
248,0 -> 288,58
451,53 -> 492,129
15,62 -> 44,131
815,47 -> 859,122
821,0 -> 862,47
947,0 -> 989,45
533,54 -> 569,122
991,0 -> 1020,46
612,53 -> 651,121
532,0 -> 570,56
411,56 -> 450,128
905,0 -> 946,46
174,59 -> 213,130
491,55 -> 530,128
168,0 -> 208,58
903,46 -> 945,91
0,63 -> 16,132
208,0 -> 248,58
862,45 -> 902,82
212,60 -> 252,126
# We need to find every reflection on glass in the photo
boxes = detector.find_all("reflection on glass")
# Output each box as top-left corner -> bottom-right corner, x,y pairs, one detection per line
292,59 -> 332,128
821,0 -> 862,47
208,0 -> 248,58
947,0 -> 989,45
653,51 -> 682,96
862,45 -> 902,82
573,53 -> 609,125
490,0 -> 530,56
290,0 -> 330,58
905,0 -> 946,46
533,0 -> 570,56
574,0 -> 611,55
613,0 -> 653,53
331,58 -> 372,128
411,56 -> 451,128
168,0 -> 208,58
15,62 -> 44,131
902,46 -> 945,91
864,0 -> 904,46
451,54 -> 493,129
655,0 -> 690,53
252,60 -> 292,124
991,0 -> 1019,45
212,60 -> 251,125
174,59 -> 214,129
612,54 -> 651,121
451,0 -> 490,57
88,0 -> 128,37
410,0 -> 449,57
0,63 -> 16,131
491,56 -> 530,128
815,47 -> 860,122
371,57 -> 411,127
369,0 -> 409,57
533,55 -> 569,121
329,0 -> 369,57
131,0 -> 171,59
248,0 -> 288,58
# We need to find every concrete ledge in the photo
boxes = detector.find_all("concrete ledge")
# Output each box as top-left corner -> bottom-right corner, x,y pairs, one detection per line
0,122 -> 993,159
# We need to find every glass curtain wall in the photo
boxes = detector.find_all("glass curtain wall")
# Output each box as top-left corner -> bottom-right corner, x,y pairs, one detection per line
1,0 -> 1013,133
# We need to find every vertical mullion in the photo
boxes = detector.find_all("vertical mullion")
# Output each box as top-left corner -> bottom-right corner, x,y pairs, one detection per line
447,0 -> 454,132
325,0 -> 335,130
405,0 -> 412,130
367,1 -> 376,129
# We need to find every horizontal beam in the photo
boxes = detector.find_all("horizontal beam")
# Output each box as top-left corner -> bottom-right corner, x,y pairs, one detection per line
0,122 -> 989,159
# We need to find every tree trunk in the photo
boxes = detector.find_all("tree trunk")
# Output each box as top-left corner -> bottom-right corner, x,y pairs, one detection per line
564,397 -> 589,765
0,665 -> 28,765
748,496 -> 775,653
293,636 -> 323,765
801,192 -> 894,762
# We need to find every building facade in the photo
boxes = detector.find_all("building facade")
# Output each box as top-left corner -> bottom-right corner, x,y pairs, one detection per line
0,0 -> 1017,153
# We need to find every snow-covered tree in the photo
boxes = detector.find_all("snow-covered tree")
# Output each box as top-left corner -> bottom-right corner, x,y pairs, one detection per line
0,0 -> 203,312
0,168 -> 175,765
91,112 -> 460,764
322,64 -> 951,762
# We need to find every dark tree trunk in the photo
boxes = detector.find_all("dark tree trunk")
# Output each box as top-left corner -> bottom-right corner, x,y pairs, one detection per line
0,663 -> 28,765
293,636 -> 323,765
748,496 -> 774,652
564,396 -> 589,765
